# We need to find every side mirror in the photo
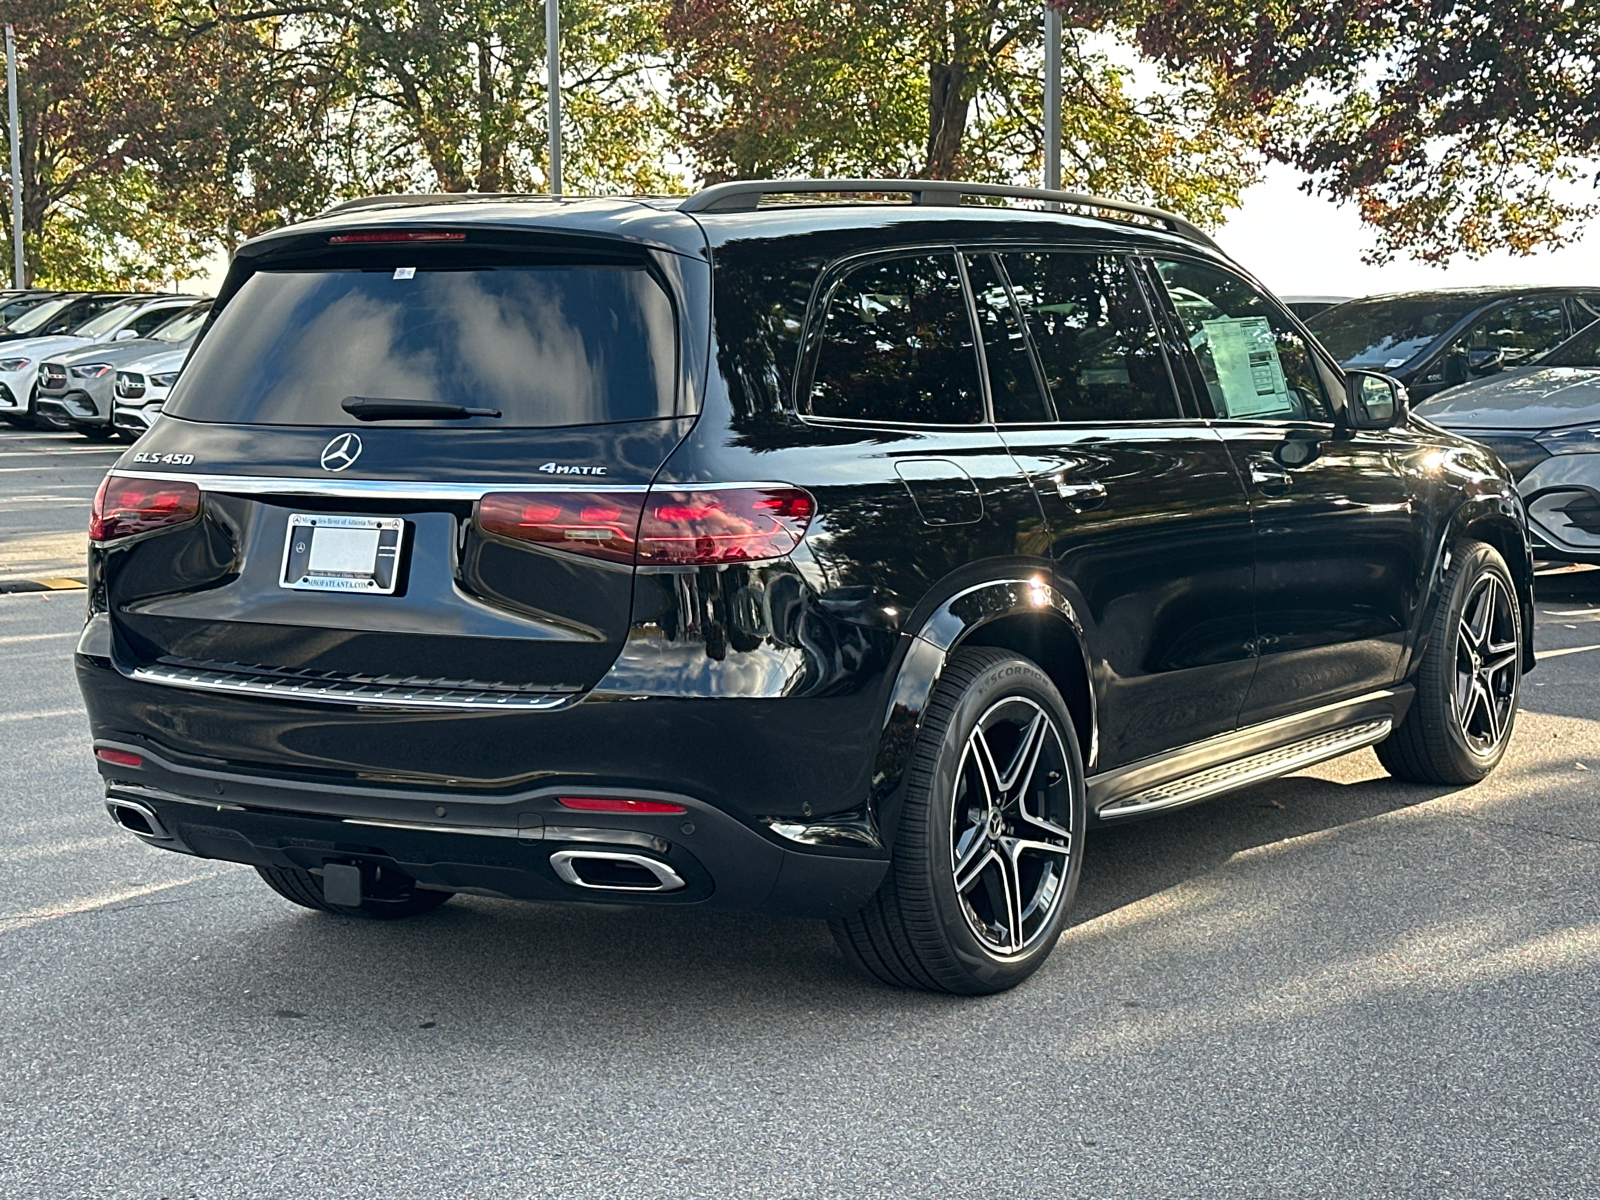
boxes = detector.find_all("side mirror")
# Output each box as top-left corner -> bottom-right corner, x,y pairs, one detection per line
1467,347 -> 1506,375
112,328 -> 138,341
1343,370 -> 1408,431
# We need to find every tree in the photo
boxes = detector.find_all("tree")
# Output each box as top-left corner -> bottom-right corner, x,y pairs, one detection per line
1133,0 -> 1600,261
0,0 -> 336,287
665,0 -> 1263,225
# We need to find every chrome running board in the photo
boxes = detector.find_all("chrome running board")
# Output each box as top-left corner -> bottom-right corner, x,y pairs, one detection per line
1097,719 -> 1391,819
1088,686 -> 1411,821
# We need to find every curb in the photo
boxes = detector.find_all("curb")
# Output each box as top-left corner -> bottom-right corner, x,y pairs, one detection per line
0,577 -> 87,594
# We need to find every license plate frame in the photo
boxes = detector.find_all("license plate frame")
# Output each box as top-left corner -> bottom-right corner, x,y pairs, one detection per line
280,514 -> 405,594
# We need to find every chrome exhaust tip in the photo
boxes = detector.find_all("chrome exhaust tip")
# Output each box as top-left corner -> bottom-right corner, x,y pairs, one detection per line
549,849 -> 685,892
105,798 -> 172,841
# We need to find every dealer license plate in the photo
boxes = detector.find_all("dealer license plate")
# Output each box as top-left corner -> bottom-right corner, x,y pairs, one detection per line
280,514 -> 405,594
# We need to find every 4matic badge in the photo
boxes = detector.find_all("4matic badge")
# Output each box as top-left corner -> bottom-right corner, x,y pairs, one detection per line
538,462 -> 607,476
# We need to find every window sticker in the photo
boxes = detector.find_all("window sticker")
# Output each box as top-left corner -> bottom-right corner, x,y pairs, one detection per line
1199,316 -> 1293,417
393,267 -> 416,280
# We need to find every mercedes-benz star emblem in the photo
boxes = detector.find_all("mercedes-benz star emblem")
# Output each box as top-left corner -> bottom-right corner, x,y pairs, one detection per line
320,432 -> 363,472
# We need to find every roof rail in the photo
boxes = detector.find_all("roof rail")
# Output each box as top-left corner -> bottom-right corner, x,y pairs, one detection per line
676,178 -> 1220,251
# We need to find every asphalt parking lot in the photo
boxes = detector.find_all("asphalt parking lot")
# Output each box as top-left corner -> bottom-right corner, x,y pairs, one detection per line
2,423 -> 1598,1199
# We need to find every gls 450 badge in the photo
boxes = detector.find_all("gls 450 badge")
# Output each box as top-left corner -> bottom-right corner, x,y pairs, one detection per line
538,462 -> 607,476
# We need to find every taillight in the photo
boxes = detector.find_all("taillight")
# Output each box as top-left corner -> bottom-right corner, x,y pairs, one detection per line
476,491 -> 645,563
96,748 -> 144,768
637,487 -> 815,565
557,796 -> 688,815
476,485 -> 816,566
90,473 -> 201,541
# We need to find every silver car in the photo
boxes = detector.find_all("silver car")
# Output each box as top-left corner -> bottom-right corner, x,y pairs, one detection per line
1416,319 -> 1600,564
111,346 -> 189,439
34,296 -> 202,437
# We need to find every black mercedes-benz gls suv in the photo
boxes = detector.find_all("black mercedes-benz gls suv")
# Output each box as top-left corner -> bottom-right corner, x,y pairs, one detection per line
76,180 -> 1534,993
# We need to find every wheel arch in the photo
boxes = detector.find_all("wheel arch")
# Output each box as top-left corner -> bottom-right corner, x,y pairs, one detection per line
868,577 -> 1096,848
1412,495 -> 1536,676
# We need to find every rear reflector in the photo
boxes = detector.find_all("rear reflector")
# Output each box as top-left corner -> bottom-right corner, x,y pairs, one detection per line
90,473 -> 201,541
96,749 -> 144,768
557,797 -> 688,815
637,487 -> 815,565
477,491 -> 644,564
327,230 -> 466,244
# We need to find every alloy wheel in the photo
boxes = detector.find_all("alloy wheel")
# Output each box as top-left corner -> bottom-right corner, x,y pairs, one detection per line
950,697 -> 1076,956
1453,573 -> 1519,754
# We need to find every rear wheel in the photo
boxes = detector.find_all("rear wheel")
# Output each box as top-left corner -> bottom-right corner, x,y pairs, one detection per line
254,863 -> 451,920
1377,539 -> 1522,784
831,648 -> 1086,994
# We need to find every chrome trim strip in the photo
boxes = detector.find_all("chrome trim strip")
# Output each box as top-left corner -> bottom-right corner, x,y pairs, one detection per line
1097,719 -> 1391,819
549,849 -> 685,892
106,782 -> 247,812
344,817 -> 525,839
129,663 -> 575,711
108,470 -> 793,501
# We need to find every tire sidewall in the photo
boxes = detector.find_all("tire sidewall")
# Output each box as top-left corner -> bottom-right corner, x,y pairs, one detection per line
915,656 -> 1086,991
1432,543 -> 1521,778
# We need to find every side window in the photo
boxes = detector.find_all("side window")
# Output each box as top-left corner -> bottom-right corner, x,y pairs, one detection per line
1001,251 -> 1178,422
1153,259 -> 1331,421
1572,295 -> 1600,331
130,308 -> 177,337
966,253 -> 1051,422
1427,297 -> 1569,385
808,253 -> 984,424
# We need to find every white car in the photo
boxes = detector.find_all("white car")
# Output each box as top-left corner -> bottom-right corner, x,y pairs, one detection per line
111,346 -> 188,438
1416,319 -> 1600,564
0,294 -> 197,428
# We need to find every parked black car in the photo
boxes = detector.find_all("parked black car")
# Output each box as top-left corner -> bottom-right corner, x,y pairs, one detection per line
76,181 -> 1534,993
1307,287 -> 1600,403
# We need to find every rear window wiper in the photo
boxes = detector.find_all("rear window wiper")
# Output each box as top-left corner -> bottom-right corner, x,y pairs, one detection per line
341,396 -> 502,421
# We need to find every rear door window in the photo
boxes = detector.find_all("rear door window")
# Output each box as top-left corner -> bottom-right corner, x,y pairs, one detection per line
165,264 -> 678,427
991,251 -> 1179,422
806,252 -> 984,424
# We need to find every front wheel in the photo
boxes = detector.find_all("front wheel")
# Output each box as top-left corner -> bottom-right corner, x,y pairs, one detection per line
1377,539 -> 1522,784
831,648 -> 1086,994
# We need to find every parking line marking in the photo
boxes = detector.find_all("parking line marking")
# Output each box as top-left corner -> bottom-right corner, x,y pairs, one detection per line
0,707 -> 84,722
0,632 -> 76,645
0,871 -> 226,933
1540,643 -> 1600,659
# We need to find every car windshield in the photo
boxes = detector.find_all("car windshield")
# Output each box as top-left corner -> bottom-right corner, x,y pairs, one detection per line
70,300 -> 146,339
1306,295 -> 1487,367
167,263 -> 678,428
7,296 -> 76,334
0,295 -> 51,328
1540,319 -> 1600,368
149,305 -> 210,343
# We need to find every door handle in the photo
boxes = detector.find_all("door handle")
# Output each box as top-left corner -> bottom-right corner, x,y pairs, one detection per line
1053,476 -> 1107,512
1248,457 -> 1293,494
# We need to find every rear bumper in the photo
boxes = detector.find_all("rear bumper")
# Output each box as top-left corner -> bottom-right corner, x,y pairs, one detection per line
77,652 -> 888,919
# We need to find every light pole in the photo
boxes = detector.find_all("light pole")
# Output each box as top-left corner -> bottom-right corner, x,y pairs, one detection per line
5,25 -> 22,287
1043,3 -> 1061,193
546,0 -> 561,195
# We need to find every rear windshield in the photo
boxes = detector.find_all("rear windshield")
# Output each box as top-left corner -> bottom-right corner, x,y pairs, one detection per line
165,264 -> 678,427
1306,295 -> 1486,368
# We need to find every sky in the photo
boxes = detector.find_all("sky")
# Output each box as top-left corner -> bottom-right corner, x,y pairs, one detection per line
189,162 -> 1600,300
1214,164 -> 1600,300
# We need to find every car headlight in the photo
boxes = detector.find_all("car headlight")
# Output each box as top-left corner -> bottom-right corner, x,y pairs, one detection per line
0,358 -> 30,372
69,363 -> 113,379
149,372 -> 178,388
1534,424 -> 1600,455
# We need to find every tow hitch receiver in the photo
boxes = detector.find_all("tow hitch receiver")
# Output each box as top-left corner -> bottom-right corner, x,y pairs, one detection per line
321,863 -> 362,907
